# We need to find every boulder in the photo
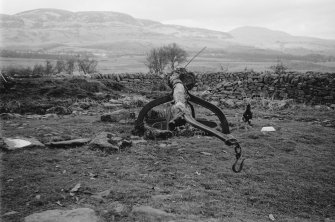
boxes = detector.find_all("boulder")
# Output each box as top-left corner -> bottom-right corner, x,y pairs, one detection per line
131,205 -> 175,220
24,208 -> 100,222
2,137 -> 45,151
46,138 -> 91,148
0,113 -> 22,120
89,132 -> 119,153
101,109 -> 131,122
46,106 -> 72,115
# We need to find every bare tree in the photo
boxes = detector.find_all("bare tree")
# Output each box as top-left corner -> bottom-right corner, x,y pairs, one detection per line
55,60 -> 66,73
145,47 -> 168,74
163,43 -> 187,71
65,58 -> 76,74
77,57 -> 98,74
45,60 -> 53,75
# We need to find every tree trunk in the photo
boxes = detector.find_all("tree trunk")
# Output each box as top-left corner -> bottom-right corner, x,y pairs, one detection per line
168,72 -> 192,130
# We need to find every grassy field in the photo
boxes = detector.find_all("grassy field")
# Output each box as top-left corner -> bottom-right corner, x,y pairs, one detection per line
1,77 -> 335,221
2,56 -> 335,74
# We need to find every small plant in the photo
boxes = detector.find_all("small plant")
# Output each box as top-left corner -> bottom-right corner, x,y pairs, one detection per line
270,60 -> 288,74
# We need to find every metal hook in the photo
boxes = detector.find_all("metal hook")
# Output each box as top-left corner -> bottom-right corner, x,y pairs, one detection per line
232,143 -> 245,173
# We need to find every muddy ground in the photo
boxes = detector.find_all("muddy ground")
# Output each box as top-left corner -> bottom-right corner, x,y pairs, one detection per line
1,78 -> 335,222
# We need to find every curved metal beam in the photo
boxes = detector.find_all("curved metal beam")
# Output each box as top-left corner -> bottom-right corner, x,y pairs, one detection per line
189,94 -> 230,134
133,94 -> 173,135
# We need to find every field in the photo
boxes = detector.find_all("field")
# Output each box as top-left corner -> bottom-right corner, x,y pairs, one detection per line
1,77 -> 335,221
2,55 -> 335,74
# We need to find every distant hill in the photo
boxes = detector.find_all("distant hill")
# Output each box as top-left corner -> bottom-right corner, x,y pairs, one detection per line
0,9 -> 335,58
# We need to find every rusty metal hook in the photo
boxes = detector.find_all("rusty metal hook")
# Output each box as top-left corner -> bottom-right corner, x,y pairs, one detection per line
232,143 -> 245,173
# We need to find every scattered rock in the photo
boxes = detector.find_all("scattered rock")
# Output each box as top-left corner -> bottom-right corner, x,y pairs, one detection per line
103,102 -> 123,109
131,139 -> 147,145
106,201 -> 128,215
89,132 -> 119,153
46,106 -> 72,115
89,132 -> 132,153
46,138 -> 91,148
3,211 -> 19,216
151,194 -> 173,201
91,188 -> 112,202
42,114 -> 59,119
24,208 -> 100,222
144,128 -> 173,140
2,137 -> 45,151
200,151 -> 213,156
0,113 -> 22,120
269,214 -> 275,221
120,95 -> 149,108
221,99 -> 236,108
131,205 -> 174,219
261,126 -> 276,132
101,109 -> 131,122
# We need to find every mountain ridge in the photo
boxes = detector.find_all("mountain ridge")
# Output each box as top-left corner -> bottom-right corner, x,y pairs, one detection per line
1,8 -> 335,57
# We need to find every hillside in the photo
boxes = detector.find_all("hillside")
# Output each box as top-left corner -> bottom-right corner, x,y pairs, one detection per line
1,9 -> 335,57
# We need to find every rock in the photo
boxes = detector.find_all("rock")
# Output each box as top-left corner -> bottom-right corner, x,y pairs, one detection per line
0,113 -> 22,120
3,211 -> 19,216
103,102 -> 123,109
78,102 -> 91,110
221,99 -> 236,108
151,194 -> 173,201
46,106 -> 72,115
131,205 -> 174,219
144,128 -> 173,140
106,201 -> 128,215
24,208 -> 100,222
261,126 -> 276,132
109,99 -> 123,104
120,95 -> 149,108
46,138 -> 91,148
269,214 -> 275,221
42,114 -> 59,119
89,132 -> 119,153
3,137 -> 45,150
91,188 -> 112,202
131,139 -> 147,145
101,109 -> 130,122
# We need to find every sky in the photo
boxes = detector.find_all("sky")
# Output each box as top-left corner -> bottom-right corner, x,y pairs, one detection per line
1,0 -> 335,39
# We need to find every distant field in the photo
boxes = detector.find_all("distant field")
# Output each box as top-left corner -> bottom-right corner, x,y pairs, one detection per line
1,56 -> 335,74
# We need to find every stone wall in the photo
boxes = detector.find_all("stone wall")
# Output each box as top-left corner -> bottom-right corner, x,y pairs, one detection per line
93,73 -> 166,91
93,72 -> 335,104
195,72 -> 335,104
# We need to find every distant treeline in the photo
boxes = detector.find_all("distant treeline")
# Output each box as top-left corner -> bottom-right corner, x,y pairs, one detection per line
203,49 -> 335,63
0,50 -> 95,60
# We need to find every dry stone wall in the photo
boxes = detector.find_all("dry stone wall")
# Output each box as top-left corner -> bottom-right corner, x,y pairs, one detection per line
94,72 -> 335,105
196,72 -> 335,104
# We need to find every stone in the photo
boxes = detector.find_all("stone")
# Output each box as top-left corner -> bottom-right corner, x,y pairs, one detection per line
3,137 -> 45,150
144,128 -> 173,140
261,126 -> 276,132
3,211 -> 19,216
131,205 -> 174,219
42,114 -> 59,119
89,132 -> 119,153
46,106 -> 72,115
109,99 -> 123,104
46,138 -> 91,148
24,208 -> 100,222
101,109 -> 130,122
102,103 -> 122,109
0,113 -> 22,120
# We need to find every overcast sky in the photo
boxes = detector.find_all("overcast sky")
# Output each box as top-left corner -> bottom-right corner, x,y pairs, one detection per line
1,0 -> 334,39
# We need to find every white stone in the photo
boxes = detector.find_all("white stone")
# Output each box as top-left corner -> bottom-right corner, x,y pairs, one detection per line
24,208 -> 100,222
261,126 -> 276,132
